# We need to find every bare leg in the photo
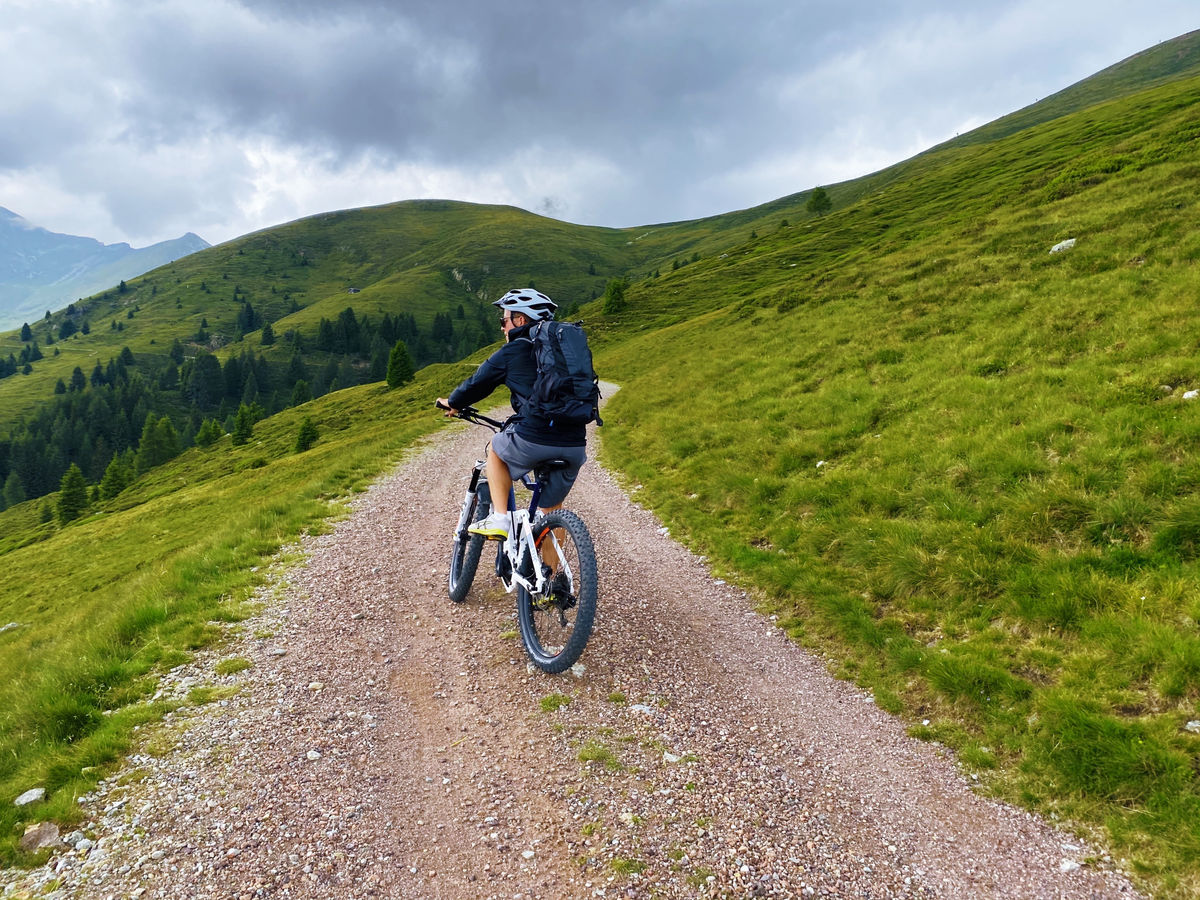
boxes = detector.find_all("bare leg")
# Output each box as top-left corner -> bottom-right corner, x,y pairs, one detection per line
485,445 -> 512,515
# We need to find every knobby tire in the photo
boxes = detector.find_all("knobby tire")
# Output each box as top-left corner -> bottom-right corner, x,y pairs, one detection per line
517,509 -> 597,673
448,483 -> 490,603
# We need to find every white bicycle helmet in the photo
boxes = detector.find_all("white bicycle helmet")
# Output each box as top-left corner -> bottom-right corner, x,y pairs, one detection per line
492,288 -> 557,322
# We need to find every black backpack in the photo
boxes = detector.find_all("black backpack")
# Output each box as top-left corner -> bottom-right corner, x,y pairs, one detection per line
525,320 -> 603,428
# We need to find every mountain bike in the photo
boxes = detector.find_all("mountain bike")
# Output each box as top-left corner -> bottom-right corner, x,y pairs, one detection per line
437,402 -> 597,674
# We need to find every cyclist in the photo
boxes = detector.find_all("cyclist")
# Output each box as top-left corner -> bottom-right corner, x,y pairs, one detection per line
436,288 -> 587,540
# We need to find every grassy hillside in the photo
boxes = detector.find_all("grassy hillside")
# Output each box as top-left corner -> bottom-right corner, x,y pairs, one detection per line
0,201 -> 626,427
0,361 -> 476,866
4,29 -> 1200,896
943,28 -> 1200,149
597,66 -> 1200,896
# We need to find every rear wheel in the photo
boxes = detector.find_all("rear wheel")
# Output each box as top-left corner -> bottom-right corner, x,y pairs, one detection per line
517,509 -> 597,673
448,483 -> 490,603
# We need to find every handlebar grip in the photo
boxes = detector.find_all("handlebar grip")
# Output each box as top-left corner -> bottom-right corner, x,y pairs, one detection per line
435,399 -> 451,411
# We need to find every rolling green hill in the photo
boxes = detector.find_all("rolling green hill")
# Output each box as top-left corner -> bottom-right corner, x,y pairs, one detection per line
4,29 -> 1200,896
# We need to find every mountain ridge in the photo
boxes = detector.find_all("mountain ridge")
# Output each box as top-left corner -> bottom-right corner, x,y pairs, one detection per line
0,208 -> 209,330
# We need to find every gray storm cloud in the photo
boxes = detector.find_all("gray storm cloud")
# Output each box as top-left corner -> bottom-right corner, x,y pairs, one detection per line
0,0 -> 1194,245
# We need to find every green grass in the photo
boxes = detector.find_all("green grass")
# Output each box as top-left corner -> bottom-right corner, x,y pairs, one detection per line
609,857 -> 646,876
595,71 -> 1200,896
577,740 -> 623,772
0,361 -> 471,865
214,657 -> 253,676
539,693 -> 572,713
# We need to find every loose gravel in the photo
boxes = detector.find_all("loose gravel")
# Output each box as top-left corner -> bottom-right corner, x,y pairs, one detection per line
2,410 -> 1142,899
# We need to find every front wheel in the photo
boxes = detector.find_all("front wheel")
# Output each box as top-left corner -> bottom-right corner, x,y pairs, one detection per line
448,482 -> 490,603
517,509 -> 597,673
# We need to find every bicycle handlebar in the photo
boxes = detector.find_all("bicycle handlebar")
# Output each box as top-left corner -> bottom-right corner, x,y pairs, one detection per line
434,400 -> 506,431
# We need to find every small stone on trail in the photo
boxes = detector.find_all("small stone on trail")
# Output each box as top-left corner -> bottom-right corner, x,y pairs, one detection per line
19,821 -> 60,852
1059,859 -> 1081,873
14,787 -> 45,807
306,750 -> 322,761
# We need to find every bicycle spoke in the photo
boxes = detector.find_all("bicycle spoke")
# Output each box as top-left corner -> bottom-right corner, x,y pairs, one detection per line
517,510 -> 597,673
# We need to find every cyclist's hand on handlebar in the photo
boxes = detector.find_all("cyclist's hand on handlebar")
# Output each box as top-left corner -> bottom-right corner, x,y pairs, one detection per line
435,398 -> 458,417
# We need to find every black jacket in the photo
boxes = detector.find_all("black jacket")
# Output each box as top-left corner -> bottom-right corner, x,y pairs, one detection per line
447,324 -> 586,447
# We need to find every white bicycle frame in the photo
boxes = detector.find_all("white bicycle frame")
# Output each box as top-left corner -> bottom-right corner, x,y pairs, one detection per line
454,464 -> 572,599
500,508 -> 548,596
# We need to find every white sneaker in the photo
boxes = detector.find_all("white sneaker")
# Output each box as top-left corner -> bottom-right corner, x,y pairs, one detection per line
468,511 -> 510,540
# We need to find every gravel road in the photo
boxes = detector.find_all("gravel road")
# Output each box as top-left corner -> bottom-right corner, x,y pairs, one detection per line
3,407 -> 1142,899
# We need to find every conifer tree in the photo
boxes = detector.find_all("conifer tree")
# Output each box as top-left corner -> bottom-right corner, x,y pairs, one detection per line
286,351 -> 308,386
195,418 -> 224,447
295,417 -> 319,452
154,417 -> 181,462
806,186 -> 832,216
316,318 -> 335,351
2,472 -> 25,508
134,414 -> 162,474
602,278 -> 629,314
100,454 -> 132,499
291,380 -> 313,406
231,404 -> 255,446
133,414 -> 180,474
57,463 -> 89,524
241,369 -> 260,406
387,340 -> 415,388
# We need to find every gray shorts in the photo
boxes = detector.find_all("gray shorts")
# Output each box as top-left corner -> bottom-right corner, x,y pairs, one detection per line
491,427 -> 586,509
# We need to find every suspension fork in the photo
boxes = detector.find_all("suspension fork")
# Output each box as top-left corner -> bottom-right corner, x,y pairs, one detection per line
455,461 -> 488,540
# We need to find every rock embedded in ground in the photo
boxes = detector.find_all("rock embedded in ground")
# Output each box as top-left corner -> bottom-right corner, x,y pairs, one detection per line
13,787 -> 45,807
19,822 -> 60,852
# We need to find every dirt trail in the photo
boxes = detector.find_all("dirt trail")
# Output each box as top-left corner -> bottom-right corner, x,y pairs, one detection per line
4,411 -> 1140,899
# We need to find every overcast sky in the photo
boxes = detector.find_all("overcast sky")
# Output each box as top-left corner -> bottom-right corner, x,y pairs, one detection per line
0,1 -> 1195,249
